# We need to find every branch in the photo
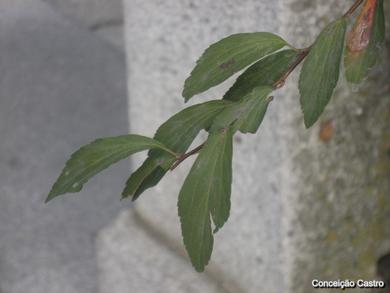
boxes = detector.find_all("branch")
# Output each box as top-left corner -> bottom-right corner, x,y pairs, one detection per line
273,47 -> 311,89
274,0 -> 365,89
170,143 -> 204,171
170,0 -> 366,171
344,0 -> 365,18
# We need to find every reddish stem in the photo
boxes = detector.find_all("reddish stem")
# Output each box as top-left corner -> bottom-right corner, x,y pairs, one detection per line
170,143 -> 204,171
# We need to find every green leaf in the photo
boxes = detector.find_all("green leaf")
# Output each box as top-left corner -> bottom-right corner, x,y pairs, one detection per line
46,135 -> 175,202
224,50 -> 300,101
344,0 -> 385,83
183,32 -> 288,101
121,157 -> 167,201
122,100 -> 229,200
299,18 -> 347,128
235,87 -> 273,134
178,128 -> 233,272
151,100 -> 229,157
210,86 -> 273,134
121,159 -> 170,201
149,99 -> 229,171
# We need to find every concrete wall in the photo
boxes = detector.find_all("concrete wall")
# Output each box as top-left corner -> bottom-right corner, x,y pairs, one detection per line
42,0 -> 123,28
0,0 -> 129,292
42,0 -> 124,49
98,0 -> 390,292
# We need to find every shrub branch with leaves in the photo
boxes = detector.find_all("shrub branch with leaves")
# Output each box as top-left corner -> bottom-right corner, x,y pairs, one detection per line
47,0 -> 386,272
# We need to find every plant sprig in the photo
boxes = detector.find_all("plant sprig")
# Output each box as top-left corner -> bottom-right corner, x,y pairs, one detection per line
47,0 -> 386,272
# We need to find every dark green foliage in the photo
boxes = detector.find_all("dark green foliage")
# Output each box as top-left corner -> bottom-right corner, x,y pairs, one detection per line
48,1 -> 385,273
211,86 -> 273,134
121,157 -> 166,201
299,18 -> 347,128
224,50 -> 300,101
183,32 -> 287,101
122,100 -> 229,200
150,100 -> 229,158
46,135 -> 177,202
178,128 -> 233,272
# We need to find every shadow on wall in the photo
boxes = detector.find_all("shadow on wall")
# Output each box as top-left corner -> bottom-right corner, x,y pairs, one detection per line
378,252 -> 390,292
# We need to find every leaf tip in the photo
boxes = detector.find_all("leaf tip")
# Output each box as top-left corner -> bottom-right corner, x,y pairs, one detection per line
121,188 -> 140,202
304,116 -> 316,128
121,188 -> 138,202
45,191 -> 57,203
182,87 -> 192,102
193,264 -> 205,273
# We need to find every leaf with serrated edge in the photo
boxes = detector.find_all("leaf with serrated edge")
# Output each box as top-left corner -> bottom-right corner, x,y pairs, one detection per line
235,87 -> 273,133
224,50 -> 300,101
129,166 -> 167,201
121,157 -> 162,200
122,100 -> 229,200
211,86 -> 273,134
47,135 -> 175,202
299,18 -> 347,128
345,0 -> 385,83
183,32 -> 287,101
178,128 -> 233,272
151,100 -> 229,157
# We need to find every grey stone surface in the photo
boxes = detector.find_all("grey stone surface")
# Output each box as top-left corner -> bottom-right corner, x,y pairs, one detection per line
117,0 -> 390,292
42,0 -> 124,50
42,0 -> 123,28
97,210 -> 227,293
0,0 -> 129,292
94,25 -> 124,50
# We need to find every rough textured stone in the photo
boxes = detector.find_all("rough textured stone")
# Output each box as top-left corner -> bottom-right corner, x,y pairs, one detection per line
0,0 -> 128,292
280,1 -> 390,292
